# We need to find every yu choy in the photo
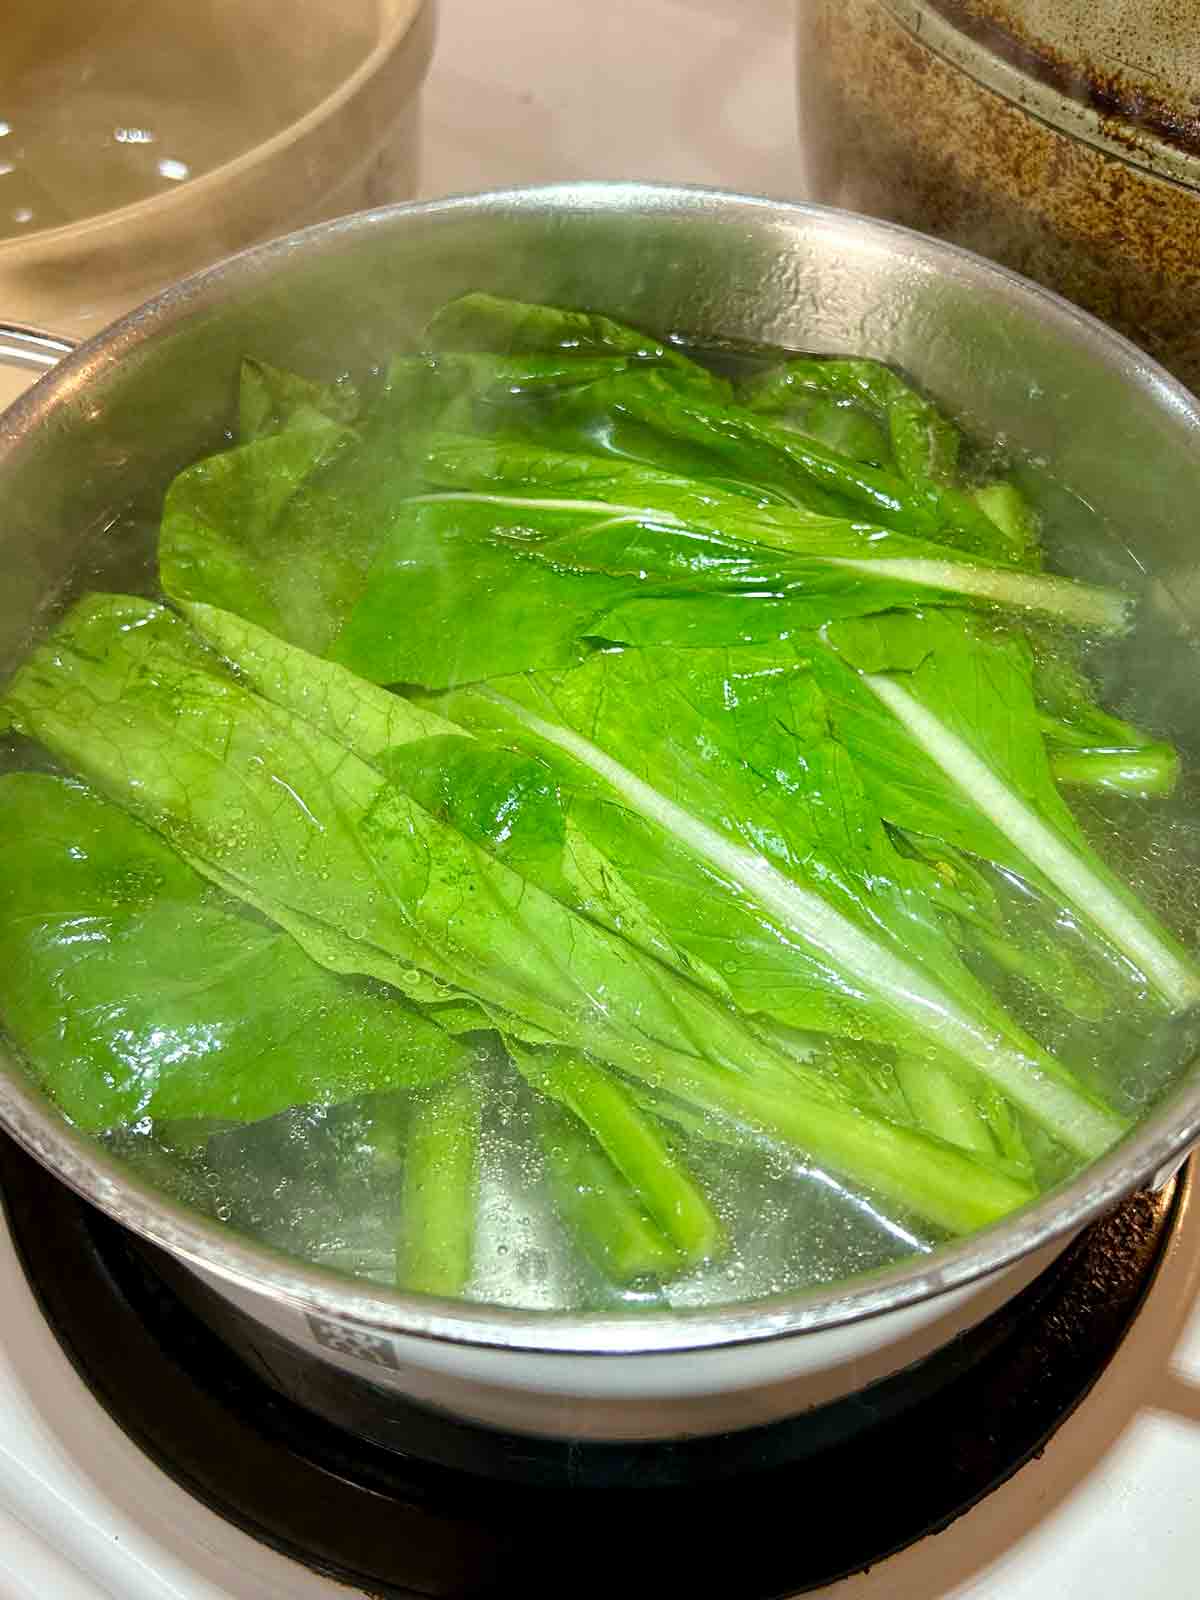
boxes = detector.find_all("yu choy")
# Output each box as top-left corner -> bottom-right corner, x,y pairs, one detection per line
0,292 -> 1194,1309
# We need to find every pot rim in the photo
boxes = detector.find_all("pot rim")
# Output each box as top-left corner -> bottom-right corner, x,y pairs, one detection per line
3,179 -> 1199,1357
880,0 -> 1200,192
0,0 -> 427,263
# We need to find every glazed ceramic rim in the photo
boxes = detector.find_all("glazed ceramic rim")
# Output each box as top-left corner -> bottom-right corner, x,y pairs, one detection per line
882,0 -> 1200,192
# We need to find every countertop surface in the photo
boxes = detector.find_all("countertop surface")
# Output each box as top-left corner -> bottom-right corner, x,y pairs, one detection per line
421,0 -> 801,201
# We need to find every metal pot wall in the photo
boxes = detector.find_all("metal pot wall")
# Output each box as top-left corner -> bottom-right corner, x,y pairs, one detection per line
796,0 -> 1200,390
2,184 -> 1199,1441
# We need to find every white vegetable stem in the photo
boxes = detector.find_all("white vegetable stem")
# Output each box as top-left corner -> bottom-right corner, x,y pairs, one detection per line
410,493 -> 1129,632
407,491 -> 688,525
831,558 -> 1131,634
863,672 -> 1200,1011
483,689 -> 1126,1159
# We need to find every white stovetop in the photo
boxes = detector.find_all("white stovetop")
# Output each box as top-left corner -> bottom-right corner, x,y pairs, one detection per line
4,1 -> 1200,1595
2,1178 -> 1198,1600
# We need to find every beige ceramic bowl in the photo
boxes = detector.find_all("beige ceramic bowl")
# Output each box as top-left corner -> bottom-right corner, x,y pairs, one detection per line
0,0 -> 433,345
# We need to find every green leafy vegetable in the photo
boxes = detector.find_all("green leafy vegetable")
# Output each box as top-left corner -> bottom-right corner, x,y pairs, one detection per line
238,356 -> 360,443
433,644 -> 1125,1159
327,463 -> 1126,688
513,1043 -> 722,1265
1032,640 -> 1179,798
531,1092 -> 687,1283
425,291 -> 728,396
823,611 -> 1199,1009
487,365 -> 1022,555
740,355 -> 962,486
408,433 -> 1107,617
397,1068 -> 483,1296
1,292 -> 1193,1309
160,409 -> 422,656
0,773 -> 466,1130
3,594 -> 1043,1233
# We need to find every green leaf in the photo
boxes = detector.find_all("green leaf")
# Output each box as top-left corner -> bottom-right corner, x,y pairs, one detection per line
402,435 -> 1121,632
435,642 -> 1126,1159
0,774 -> 467,1131
238,356 -> 360,443
498,367 -> 894,519
413,432 -> 832,528
424,292 -> 727,396
327,474 -> 1126,689
160,420 -> 417,657
740,355 -> 962,487
504,366 -> 1019,556
823,610 -> 1200,1010
410,434 -> 1068,606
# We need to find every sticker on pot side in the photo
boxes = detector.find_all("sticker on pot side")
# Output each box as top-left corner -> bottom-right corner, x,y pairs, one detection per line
304,1312 -> 403,1371
181,1259 -> 417,1383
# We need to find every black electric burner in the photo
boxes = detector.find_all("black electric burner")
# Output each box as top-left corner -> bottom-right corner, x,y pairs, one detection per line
0,1129 -> 1182,1600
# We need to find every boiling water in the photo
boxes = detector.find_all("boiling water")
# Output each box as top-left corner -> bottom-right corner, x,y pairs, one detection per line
0,0 -> 379,238
109,1055 -> 938,1310
5,346 -> 1200,1315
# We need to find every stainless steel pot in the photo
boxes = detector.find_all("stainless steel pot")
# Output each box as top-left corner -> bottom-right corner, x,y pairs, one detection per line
2,183 -> 1199,1441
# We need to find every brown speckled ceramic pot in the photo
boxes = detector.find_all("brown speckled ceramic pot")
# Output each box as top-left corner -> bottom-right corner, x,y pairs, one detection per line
797,0 -> 1200,390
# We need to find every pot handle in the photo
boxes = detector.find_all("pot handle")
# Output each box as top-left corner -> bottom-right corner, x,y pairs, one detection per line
0,322 -> 77,372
